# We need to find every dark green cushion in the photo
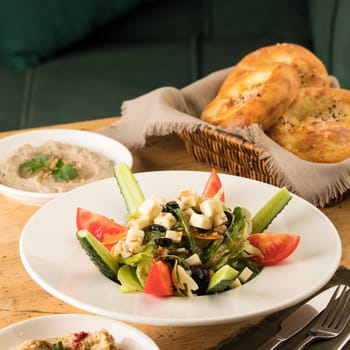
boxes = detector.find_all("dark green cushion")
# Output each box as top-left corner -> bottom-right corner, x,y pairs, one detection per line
201,0 -> 312,77
309,0 -> 350,89
0,0 -> 142,70
89,0 -> 204,42
12,41 -> 196,129
0,0 -> 320,132
0,64 -> 25,131
211,0 -> 311,43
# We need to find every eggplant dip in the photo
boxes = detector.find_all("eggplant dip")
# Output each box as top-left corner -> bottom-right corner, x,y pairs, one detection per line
12,329 -> 120,350
0,141 -> 114,193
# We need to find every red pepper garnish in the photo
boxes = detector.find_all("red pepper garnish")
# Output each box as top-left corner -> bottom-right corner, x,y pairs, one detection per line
73,331 -> 88,348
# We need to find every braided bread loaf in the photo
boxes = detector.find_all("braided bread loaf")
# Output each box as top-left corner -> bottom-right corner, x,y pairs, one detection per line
201,43 -> 350,162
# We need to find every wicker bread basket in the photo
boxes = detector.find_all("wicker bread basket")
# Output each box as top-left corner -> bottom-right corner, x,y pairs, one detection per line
177,126 -> 277,185
177,126 -> 350,206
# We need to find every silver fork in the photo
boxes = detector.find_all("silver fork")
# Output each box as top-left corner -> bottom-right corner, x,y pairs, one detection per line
295,284 -> 350,350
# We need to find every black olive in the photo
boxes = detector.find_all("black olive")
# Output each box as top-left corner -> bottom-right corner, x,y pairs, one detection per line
165,201 -> 180,211
148,224 -> 166,233
154,237 -> 172,247
191,265 -> 209,280
163,201 -> 179,219
224,210 -> 233,226
190,265 -> 210,295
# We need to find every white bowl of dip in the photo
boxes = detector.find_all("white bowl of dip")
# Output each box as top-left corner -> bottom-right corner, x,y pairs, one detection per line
0,129 -> 133,206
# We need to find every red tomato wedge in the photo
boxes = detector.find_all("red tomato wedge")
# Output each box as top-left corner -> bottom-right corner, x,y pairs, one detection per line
144,260 -> 173,297
247,233 -> 300,266
202,168 -> 225,202
76,208 -> 127,249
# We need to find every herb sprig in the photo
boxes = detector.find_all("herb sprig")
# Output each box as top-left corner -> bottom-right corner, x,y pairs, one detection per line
20,154 -> 48,174
52,159 -> 79,181
20,154 -> 79,182
53,341 -> 65,350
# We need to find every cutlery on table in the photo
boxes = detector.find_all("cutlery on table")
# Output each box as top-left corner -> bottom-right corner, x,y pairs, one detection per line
257,285 -> 347,350
336,332 -> 350,350
295,284 -> 350,350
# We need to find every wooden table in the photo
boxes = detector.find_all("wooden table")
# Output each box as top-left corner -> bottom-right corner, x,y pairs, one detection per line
1,118 -> 349,350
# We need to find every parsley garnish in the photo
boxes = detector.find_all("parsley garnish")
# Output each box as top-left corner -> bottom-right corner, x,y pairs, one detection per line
20,154 -> 48,174
19,154 -> 80,182
53,341 -> 65,350
52,159 -> 79,181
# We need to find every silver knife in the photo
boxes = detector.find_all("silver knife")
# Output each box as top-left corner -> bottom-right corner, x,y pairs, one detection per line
258,285 -> 340,350
335,332 -> 350,350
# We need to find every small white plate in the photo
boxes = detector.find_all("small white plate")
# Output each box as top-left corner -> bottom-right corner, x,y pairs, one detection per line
0,313 -> 159,349
0,129 -> 132,206
19,171 -> 342,326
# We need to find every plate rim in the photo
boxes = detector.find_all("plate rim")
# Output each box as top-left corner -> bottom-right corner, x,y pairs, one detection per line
19,170 -> 342,326
0,128 -> 133,206
0,313 -> 159,349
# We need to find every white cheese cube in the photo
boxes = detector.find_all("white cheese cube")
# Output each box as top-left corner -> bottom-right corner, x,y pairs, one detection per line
126,240 -> 142,254
154,212 -> 177,229
151,193 -> 168,206
176,247 -> 187,253
138,198 -> 162,219
189,212 -> 212,230
239,267 -> 254,283
112,236 -> 143,257
111,239 -> 131,258
230,278 -> 241,289
177,189 -> 200,210
126,226 -> 145,245
110,239 -> 123,257
185,253 -> 202,266
129,215 -> 150,230
200,198 -> 223,218
165,229 -> 182,243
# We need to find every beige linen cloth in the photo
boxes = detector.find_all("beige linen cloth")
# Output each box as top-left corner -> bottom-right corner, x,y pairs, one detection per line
99,68 -> 350,208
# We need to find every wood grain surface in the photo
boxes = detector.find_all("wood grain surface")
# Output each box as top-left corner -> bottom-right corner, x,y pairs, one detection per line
1,118 -> 349,350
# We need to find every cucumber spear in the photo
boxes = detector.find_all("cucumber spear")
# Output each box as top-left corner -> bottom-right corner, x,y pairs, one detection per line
114,162 -> 145,216
251,187 -> 292,233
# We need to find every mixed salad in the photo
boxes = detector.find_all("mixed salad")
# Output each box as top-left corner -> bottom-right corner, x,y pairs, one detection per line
76,163 -> 300,297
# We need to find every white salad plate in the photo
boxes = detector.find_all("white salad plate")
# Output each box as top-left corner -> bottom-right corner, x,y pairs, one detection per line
0,313 -> 159,349
19,171 -> 342,326
0,129 -> 132,206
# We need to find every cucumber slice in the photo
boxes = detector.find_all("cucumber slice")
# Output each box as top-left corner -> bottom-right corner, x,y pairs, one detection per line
76,229 -> 118,281
206,265 -> 239,294
117,265 -> 143,293
251,187 -> 292,233
114,162 -> 145,216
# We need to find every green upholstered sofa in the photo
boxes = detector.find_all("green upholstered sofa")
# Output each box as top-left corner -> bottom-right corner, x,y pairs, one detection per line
0,0 -> 347,131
